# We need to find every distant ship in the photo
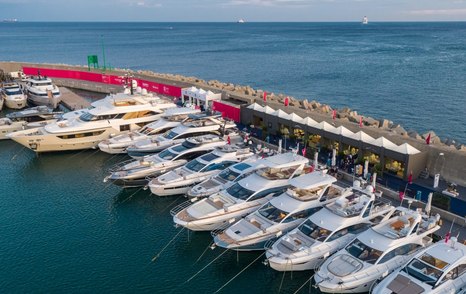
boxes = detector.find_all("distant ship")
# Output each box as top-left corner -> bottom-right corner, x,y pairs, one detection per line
362,16 -> 368,25
237,19 -> 245,23
3,19 -> 18,23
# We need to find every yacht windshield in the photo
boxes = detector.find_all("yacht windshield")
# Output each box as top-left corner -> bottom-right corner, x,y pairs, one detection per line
226,183 -> 254,200
163,130 -> 179,139
141,127 -> 154,135
258,203 -> 289,223
79,112 -> 98,122
5,89 -> 22,95
185,159 -> 206,172
298,219 -> 332,242
346,239 -> 383,264
218,168 -> 240,181
171,144 -> 190,153
405,253 -> 447,286
159,149 -> 178,160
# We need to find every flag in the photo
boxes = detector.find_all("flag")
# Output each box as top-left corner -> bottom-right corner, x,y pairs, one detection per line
263,91 -> 267,102
426,133 -> 431,145
302,147 -> 306,157
359,116 -> 363,128
445,231 -> 451,243
227,135 -> 231,145
408,171 -> 413,185
399,191 -> 405,201
284,96 -> 289,107
332,109 -> 336,121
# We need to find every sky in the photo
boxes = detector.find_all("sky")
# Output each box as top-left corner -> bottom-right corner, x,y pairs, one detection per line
1,0 -> 466,22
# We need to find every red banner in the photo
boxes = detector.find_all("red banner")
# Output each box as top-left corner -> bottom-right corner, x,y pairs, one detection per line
23,66 -> 182,98
213,101 -> 240,123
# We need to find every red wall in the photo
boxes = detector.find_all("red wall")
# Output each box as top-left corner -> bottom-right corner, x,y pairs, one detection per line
23,67 -> 182,97
213,101 -> 240,123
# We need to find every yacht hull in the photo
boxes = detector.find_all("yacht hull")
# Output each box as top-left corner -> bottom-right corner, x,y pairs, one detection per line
98,142 -> 128,154
268,258 -> 321,272
150,185 -> 191,197
27,93 -> 61,109
0,122 -> 25,140
108,178 -> 150,188
5,98 -> 27,109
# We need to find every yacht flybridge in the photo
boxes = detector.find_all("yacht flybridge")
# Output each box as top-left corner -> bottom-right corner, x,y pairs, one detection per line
1,82 -> 27,109
126,114 -> 237,159
314,207 -> 441,293
213,172 -> 352,251
148,144 -> 254,197
105,134 -> 228,188
171,153 -> 309,231
373,238 -> 466,294
24,76 -> 61,108
266,180 -> 394,272
98,107 -> 201,154
8,90 -> 176,152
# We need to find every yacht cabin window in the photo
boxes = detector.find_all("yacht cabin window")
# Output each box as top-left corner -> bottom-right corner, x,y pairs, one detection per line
258,203 -> 289,223
226,183 -> 254,200
217,168 -> 241,182
346,239 -> 383,264
405,254 -> 446,286
298,219 -> 332,242
185,159 -> 207,172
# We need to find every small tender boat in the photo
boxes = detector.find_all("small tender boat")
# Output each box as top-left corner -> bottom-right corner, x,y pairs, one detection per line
1,82 -> 27,109
148,144 -> 254,197
266,180 -> 394,271
126,114 -> 237,159
171,153 -> 309,231
24,76 -> 61,108
213,171 -> 352,251
98,107 -> 201,154
373,237 -> 466,294
104,134 -> 228,188
314,207 -> 441,293
362,16 -> 368,25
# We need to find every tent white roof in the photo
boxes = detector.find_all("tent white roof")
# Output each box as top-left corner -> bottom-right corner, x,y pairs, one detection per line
334,126 -> 354,137
247,103 -> 265,112
271,109 -> 291,120
288,113 -> 304,124
264,105 -> 275,114
369,137 -> 398,149
348,131 -> 374,143
302,116 -> 318,127
316,121 -> 337,133
393,143 -> 421,155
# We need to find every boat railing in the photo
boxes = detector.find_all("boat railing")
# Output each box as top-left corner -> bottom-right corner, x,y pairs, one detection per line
210,222 -> 232,238
108,158 -> 138,172
264,238 -> 277,250
170,200 -> 195,217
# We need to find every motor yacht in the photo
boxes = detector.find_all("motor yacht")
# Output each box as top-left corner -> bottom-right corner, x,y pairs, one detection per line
373,238 -> 466,294
1,82 -> 27,109
105,134 -> 228,188
24,76 -> 61,108
187,159 -> 260,200
8,90 -> 176,152
314,207 -> 441,293
126,114 -> 237,159
148,144 -> 254,197
98,107 -> 201,154
213,171 -> 352,251
171,153 -> 309,232
266,180 -> 394,272
0,106 -> 63,140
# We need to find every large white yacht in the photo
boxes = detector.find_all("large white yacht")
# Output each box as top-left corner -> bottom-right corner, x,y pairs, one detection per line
213,172 -> 352,251
126,114 -> 237,159
171,153 -> 309,231
98,107 -> 201,154
24,76 -> 61,108
314,207 -> 441,293
266,180 -> 394,272
186,159 -> 260,199
1,82 -> 27,109
373,238 -> 466,294
105,134 -> 228,188
148,144 -> 254,197
8,90 -> 176,152
0,106 -> 63,140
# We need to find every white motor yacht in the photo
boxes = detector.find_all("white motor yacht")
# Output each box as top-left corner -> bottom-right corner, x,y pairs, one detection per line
266,180 -> 394,272
373,238 -> 466,294
1,82 -> 27,109
148,144 -> 254,197
213,172 -> 352,251
8,90 -> 176,152
187,159 -> 260,199
24,76 -> 61,108
126,114 -> 237,159
0,106 -> 63,140
314,207 -> 441,293
105,134 -> 228,188
98,107 -> 201,154
171,153 -> 309,232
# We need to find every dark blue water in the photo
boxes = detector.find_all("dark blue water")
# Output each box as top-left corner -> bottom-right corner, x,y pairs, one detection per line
1,22 -> 466,143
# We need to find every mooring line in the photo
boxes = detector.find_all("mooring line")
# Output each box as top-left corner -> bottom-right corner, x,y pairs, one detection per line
151,227 -> 186,263
185,249 -> 230,283
293,272 -> 316,294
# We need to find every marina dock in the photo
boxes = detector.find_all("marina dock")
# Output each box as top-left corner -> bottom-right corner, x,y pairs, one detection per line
59,87 -> 91,110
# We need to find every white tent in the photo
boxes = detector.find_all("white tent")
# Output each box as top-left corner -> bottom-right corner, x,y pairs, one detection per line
334,126 -> 354,137
247,103 -> 265,112
288,113 -> 304,124
181,87 -> 221,108
263,105 -> 275,114
302,116 -> 318,127
348,131 -> 374,143
393,143 -> 421,155
316,121 -> 337,133
271,109 -> 291,120
369,137 -> 398,149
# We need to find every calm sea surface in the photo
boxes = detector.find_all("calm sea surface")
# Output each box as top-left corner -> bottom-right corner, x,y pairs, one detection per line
0,22 -> 465,293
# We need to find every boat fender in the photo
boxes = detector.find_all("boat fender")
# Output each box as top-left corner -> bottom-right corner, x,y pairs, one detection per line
228,218 -> 235,224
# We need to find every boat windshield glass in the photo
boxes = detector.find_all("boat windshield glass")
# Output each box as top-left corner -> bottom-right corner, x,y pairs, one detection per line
79,112 -> 98,122
185,159 -> 206,172
298,219 -> 332,242
256,165 -> 299,180
405,258 -> 444,286
5,89 -> 22,95
218,168 -> 241,181
159,149 -> 178,160
199,153 -> 220,162
141,127 -> 155,135
258,203 -> 289,223
226,182 -> 254,200
163,130 -> 179,139
33,82 -> 52,86
346,239 -> 383,264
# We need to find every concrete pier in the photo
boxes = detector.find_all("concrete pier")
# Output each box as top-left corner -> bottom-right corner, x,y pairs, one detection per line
59,87 -> 91,110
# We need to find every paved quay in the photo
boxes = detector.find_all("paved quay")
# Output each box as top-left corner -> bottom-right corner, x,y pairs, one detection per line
59,87 -> 91,110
